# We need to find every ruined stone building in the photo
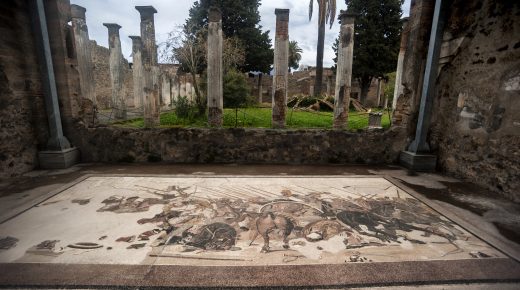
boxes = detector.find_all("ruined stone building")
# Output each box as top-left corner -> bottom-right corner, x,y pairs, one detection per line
248,68 -> 386,107
0,0 -> 518,203
90,40 -> 133,109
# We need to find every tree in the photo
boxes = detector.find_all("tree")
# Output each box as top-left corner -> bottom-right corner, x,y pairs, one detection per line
338,0 -> 402,105
162,26 -> 206,115
222,37 -> 246,73
289,40 -> 303,72
309,0 -> 336,96
161,26 -> 246,115
223,69 -> 250,126
331,37 -> 339,74
185,0 -> 273,73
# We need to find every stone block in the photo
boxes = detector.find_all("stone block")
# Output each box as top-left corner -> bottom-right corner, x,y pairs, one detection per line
38,147 -> 80,169
400,151 -> 437,172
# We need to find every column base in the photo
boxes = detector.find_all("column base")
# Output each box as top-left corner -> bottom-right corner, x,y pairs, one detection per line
38,147 -> 80,169
400,151 -> 437,172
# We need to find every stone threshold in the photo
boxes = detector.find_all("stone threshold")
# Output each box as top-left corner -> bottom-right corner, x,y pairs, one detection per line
0,259 -> 519,287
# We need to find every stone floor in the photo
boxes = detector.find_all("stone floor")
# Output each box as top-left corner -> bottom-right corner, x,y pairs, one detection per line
0,163 -> 519,288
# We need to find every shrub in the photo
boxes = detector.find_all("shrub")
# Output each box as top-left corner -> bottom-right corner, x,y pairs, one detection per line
223,69 -> 251,126
223,69 -> 251,108
173,95 -> 193,119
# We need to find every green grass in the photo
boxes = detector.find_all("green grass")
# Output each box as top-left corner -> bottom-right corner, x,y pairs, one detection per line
115,107 -> 391,130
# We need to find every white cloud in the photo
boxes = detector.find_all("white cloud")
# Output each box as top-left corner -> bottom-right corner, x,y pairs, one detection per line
70,0 -> 411,68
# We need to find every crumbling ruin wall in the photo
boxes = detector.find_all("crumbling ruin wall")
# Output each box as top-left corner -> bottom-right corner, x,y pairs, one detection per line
430,0 -> 520,201
76,126 -> 406,165
90,40 -> 133,109
248,70 -> 384,106
0,0 -> 49,179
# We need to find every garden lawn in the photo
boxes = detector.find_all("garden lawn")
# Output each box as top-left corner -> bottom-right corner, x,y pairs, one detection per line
115,107 -> 391,130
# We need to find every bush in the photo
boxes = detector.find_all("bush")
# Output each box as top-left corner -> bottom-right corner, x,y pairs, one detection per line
172,95 -> 193,119
223,69 -> 251,108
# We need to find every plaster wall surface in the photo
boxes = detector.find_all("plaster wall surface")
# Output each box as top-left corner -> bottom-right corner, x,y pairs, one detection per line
0,0 -> 48,179
430,0 -> 520,202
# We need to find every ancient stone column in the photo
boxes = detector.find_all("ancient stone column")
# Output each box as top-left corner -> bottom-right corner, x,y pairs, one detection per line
161,74 -> 171,107
326,75 -> 333,96
180,77 -> 186,98
272,9 -> 290,129
171,76 -> 180,103
333,11 -> 355,129
407,0 -> 446,153
129,36 -> 144,110
70,5 -> 96,106
186,82 -> 193,102
376,77 -> 382,107
135,5 -> 159,127
392,18 -> 410,110
400,0 -> 446,171
397,0 -> 435,128
103,23 -> 126,119
257,73 -> 263,103
207,7 -> 224,127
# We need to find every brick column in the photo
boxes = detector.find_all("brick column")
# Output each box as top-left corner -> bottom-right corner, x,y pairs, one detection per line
135,6 -> 159,127
103,23 -> 126,119
333,11 -> 355,129
71,4 -> 96,105
207,7 -> 223,127
129,36 -> 144,109
272,8 -> 290,129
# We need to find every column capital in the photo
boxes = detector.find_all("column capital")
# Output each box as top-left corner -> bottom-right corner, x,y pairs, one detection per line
275,8 -> 290,16
129,35 -> 142,42
135,5 -> 157,20
103,23 -> 121,34
208,7 -> 222,22
339,10 -> 357,24
70,4 -> 86,19
275,8 -> 290,21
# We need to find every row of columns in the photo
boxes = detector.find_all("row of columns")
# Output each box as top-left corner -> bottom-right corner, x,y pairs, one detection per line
270,9 -> 355,129
160,75 -> 197,106
71,4 -> 356,129
204,7 -> 355,129
71,4 -> 160,126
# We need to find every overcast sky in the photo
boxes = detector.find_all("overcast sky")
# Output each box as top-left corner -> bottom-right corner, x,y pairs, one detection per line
71,0 -> 411,69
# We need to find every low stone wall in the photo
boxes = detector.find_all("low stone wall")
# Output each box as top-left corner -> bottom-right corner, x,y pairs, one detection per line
75,126 -> 406,165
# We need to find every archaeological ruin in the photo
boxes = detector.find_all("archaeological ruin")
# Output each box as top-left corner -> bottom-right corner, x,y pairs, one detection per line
0,0 -> 519,287
0,0 -> 518,200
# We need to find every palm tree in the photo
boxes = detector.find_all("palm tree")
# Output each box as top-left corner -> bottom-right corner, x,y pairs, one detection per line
309,0 -> 336,96
288,40 -> 303,72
